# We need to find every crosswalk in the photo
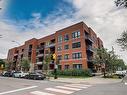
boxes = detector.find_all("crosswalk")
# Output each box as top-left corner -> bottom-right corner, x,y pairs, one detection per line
29,84 -> 92,95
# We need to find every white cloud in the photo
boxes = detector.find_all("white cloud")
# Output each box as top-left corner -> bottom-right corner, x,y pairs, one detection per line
0,0 -> 127,64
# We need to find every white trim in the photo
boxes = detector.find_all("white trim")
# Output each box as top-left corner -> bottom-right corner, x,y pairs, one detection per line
45,88 -> 74,94
0,86 -> 37,95
31,91 -> 55,95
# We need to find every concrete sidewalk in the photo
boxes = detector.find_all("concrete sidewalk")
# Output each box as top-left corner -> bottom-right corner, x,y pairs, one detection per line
49,76 -> 122,84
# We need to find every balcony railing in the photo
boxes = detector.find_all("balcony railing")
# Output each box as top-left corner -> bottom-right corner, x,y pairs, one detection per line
37,45 -> 44,50
86,45 -> 94,52
85,35 -> 93,43
36,53 -> 44,57
45,43 -> 55,48
87,57 -> 93,62
36,62 -> 42,65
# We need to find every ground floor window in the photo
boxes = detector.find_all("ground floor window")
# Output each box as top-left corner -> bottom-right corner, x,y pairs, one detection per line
38,65 -> 42,70
64,64 -> 70,69
73,64 -> 82,69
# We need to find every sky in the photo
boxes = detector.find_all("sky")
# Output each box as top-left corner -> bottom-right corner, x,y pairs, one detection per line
0,0 -> 127,63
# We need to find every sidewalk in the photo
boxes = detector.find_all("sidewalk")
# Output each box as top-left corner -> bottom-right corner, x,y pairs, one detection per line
49,76 -> 122,84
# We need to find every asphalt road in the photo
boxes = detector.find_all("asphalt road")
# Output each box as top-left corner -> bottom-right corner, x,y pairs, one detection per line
0,76 -> 127,95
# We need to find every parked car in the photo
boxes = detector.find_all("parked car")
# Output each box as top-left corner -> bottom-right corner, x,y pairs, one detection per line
25,72 -> 46,80
115,70 -> 127,78
0,71 -> 7,76
3,71 -> 13,77
13,71 -> 28,78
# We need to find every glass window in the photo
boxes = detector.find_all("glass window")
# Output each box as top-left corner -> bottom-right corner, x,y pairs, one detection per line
57,55 -> 62,60
72,52 -> 82,59
72,31 -> 80,39
58,35 -> 62,43
64,44 -> 69,50
73,64 -> 82,69
72,42 -> 81,48
64,34 -> 69,41
64,65 -> 70,69
64,54 -> 69,60
57,46 -> 62,51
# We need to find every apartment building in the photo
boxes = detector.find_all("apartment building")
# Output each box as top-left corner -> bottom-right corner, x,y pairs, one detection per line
7,22 -> 103,72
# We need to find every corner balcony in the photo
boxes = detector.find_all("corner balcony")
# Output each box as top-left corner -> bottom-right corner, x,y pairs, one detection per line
86,45 -> 94,52
85,35 -> 93,43
87,57 -> 94,62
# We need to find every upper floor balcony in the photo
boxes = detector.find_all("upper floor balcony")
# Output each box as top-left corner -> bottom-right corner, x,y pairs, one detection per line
37,45 -> 44,51
87,57 -> 94,62
36,53 -> 44,57
86,45 -> 94,52
45,43 -> 55,48
85,35 -> 93,43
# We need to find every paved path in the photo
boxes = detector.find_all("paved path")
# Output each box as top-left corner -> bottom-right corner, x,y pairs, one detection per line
49,76 -> 122,84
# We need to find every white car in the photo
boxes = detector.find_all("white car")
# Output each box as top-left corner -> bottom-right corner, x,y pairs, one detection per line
116,70 -> 127,76
13,71 -> 28,78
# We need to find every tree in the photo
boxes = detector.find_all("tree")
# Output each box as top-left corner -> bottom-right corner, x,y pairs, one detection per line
4,61 -> 12,71
94,48 -> 110,77
43,54 -> 52,77
94,47 -> 125,77
115,0 -> 127,8
20,58 -> 30,72
0,59 -> 5,70
117,30 -> 127,50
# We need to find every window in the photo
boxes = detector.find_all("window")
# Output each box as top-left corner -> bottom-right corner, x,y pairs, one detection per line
22,49 -> 24,52
58,35 -> 62,43
57,46 -> 62,51
64,34 -> 69,41
72,52 -> 82,59
72,42 -> 81,48
57,55 -> 62,60
73,64 -> 82,69
64,44 -> 69,50
64,65 -> 70,69
64,54 -> 69,60
72,31 -> 80,39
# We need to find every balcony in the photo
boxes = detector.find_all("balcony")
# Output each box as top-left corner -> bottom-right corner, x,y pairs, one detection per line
86,45 -> 94,52
87,57 -> 93,62
36,62 -> 42,65
45,43 -> 55,48
85,35 -> 93,43
36,53 -> 44,57
37,45 -> 44,51
28,48 -> 32,52
14,53 -> 18,56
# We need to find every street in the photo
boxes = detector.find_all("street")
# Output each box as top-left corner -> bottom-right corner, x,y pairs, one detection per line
0,76 -> 127,95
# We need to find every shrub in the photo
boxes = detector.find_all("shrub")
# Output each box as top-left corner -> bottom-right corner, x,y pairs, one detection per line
52,69 -> 92,77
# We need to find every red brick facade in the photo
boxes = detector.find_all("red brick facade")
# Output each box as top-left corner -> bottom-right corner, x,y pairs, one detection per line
7,22 -> 103,72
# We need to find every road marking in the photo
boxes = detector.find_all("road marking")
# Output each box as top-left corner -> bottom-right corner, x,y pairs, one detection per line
0,86 -> 37,95
31,91 -> 55,95
70,84 -> 92,87
65,85 -> 88,89
125,82 -> 127,85
45,88 -> 74,94
56,86 -> 81,91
